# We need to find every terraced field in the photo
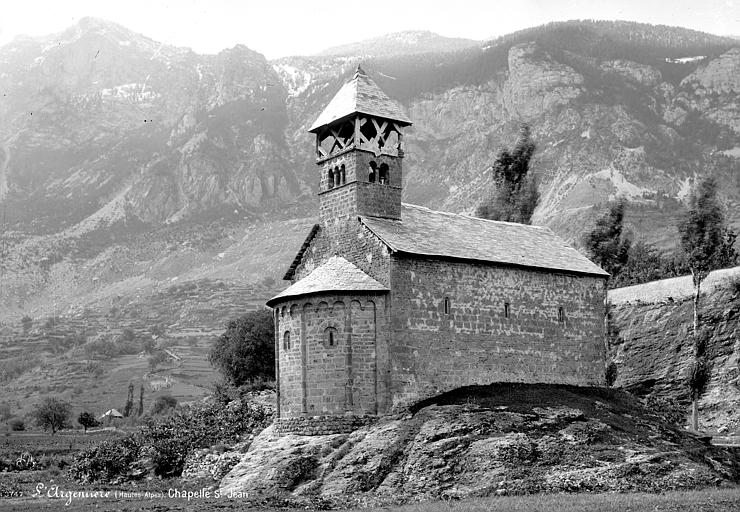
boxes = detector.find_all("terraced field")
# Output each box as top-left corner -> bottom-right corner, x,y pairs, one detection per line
0,277 -> 274,422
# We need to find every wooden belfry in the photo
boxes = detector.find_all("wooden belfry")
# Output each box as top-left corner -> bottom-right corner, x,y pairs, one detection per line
309,65 -> 412,160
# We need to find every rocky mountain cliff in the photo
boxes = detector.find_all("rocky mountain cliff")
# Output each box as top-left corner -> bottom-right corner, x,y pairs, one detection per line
0,17 -> 300,231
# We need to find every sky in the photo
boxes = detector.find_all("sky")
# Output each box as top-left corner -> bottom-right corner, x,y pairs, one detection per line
0,0 -> 738,59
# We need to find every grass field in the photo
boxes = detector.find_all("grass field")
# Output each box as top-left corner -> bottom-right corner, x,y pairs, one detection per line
0,431 -> 738,511
1,484 -> 738,511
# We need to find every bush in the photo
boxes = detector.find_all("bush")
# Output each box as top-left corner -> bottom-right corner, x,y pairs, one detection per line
209,309 -> 275,386
141,337 -> 155,354
150,395 -> 177,415
642,395 -> 685,426
70,399 -> 271,482
213,379 -> 276,405
70,435 -> 143,482
0,356 -> 40,382
694,327 -> 711,358
150,324 -> 166,338
85,338 -> 140,359
605,362 -> 618,387
689,357 -> 712,397
8,418 -> 25,431
728,274 -> 740,295
148,350 -> 169,371
21,315 -> 33,333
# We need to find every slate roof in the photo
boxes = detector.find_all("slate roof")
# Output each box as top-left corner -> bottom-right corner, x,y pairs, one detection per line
359,204 -> 609,277
267,256 -> 389,306
283,224 -> 320,281
308,66 -> 412,133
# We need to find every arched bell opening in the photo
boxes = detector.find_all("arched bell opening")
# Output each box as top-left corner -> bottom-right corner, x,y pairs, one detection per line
378,163 -> 389,185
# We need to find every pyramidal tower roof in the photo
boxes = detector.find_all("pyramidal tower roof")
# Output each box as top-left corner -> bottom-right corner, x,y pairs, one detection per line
308,65 -> 412,133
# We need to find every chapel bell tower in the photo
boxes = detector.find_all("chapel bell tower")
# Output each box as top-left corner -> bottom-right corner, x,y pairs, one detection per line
308,66 -> 412,223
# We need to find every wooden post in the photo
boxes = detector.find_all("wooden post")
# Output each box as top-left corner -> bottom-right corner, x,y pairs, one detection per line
354,115 -> 361,149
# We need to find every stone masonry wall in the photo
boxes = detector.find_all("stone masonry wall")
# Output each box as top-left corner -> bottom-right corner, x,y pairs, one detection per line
319,150 -> 403,223
274,293 -> 388,419
293,220 -> 391,287
389,256 -> 607,410
318,149 -> 402,191
274,414 -> 375,435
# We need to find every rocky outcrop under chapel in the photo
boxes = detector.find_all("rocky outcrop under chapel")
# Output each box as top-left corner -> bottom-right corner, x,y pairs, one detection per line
217,384 -> 740,507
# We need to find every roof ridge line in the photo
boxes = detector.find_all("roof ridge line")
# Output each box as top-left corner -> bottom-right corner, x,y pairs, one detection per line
401,203 -> 549,230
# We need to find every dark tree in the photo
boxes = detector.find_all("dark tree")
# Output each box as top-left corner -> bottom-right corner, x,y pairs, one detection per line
21,315 -> 32,334
137,383 -> 145,417
476,125 -> 539,224
678,177 -> 738,430
77,411 -> 100,433
32,397 -> 71,434
583,199 -> 632,278
610,239 -> 665,288
122,382 -> 134,417
209,309 -> 275,387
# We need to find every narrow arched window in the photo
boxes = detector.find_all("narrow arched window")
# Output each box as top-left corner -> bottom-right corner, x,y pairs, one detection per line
327,168 -> 334,189
558,307 -> 565,323
368,161 -> 377,183
379,163 -> 389,184
504,302 -> 510,319
283,331 -> 291,350
340,164 -> 346,184
444,297 -> 451,315
334,166 -> 341,187
323,326 -> 338,348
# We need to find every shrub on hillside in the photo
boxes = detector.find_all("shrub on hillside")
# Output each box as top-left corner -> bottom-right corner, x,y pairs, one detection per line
729,274 -> 740,295
150,394 -> 178,415
642,395 -> 685,426
212,379 -> 275,405
21,315 -> 33,334
85,338 -> 140,359
0,356 -> 40,382
148,350 -> 170,371
70,399 -> 271,482
8,418 -> 25,431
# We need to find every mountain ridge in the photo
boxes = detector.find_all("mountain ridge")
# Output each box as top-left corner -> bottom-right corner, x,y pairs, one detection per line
0,18 -> 739,418
315,29 -> 482,58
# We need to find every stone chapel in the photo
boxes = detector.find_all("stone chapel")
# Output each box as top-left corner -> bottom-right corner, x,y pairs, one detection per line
267,66 -> 608,434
